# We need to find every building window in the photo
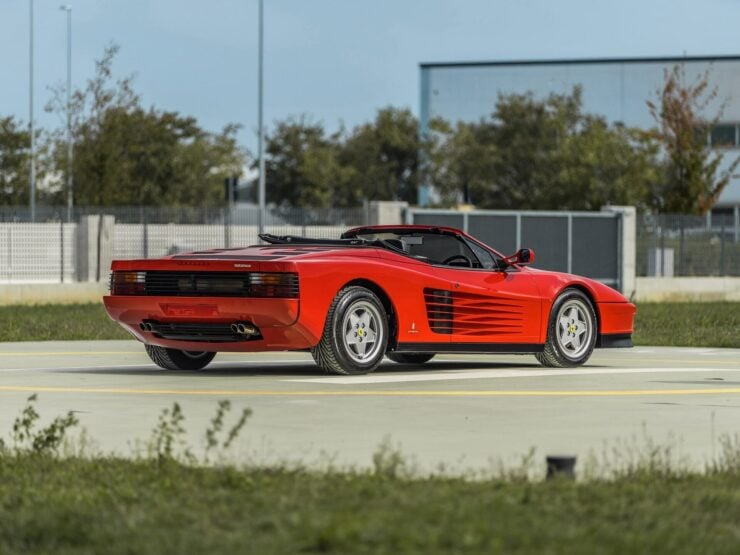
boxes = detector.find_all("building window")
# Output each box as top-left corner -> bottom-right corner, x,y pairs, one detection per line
710,124 -> 737,148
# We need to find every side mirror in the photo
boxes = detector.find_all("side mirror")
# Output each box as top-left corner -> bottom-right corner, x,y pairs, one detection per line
503,248 -> 535,267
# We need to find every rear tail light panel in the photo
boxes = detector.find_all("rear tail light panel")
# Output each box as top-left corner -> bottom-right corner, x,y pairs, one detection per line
109,271 -> 299,298
110,271 -> 146,295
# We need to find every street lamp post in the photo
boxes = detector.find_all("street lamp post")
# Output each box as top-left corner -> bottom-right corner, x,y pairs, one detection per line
29,0 -> 35,221
60,5 -> 73,223
257,0 -> 265,235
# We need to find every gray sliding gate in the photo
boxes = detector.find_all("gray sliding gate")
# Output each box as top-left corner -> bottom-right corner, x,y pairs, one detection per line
406,209 -> 623,290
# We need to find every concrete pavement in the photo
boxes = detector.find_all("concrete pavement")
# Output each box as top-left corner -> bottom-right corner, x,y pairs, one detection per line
1,340 -> 739,472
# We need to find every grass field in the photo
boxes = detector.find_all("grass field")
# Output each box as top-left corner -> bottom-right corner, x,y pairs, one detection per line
1,453 -> 739,554
0,303 -> 129,342
633,302 -> 740,348
0,301 -> 738,348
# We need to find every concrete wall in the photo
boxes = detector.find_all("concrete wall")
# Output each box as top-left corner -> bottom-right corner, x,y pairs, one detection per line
76,215 -> 115,282
368,201 -> 408,226
601,206 -> 637,298
635,277 -> 740,302
0,282 -> 108,306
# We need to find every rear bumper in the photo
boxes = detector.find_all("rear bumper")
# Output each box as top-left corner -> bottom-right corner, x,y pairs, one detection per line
103,295 -> 315,352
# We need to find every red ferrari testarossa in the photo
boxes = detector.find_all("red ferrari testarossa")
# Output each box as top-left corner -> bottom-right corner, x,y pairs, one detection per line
104,225 -> 635,374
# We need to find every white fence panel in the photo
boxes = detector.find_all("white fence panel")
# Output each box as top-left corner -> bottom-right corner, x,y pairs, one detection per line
0,223 -> 76,283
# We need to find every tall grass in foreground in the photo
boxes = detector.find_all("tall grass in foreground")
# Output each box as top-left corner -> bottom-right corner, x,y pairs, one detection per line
1,397 -> 740,554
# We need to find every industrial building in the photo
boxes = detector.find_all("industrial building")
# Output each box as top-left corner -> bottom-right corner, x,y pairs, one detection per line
419,55 -> 740,223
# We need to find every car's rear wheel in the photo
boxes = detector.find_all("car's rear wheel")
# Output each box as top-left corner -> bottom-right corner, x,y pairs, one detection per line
311,286 -> 389,375
536,288 -> 597,368
386,353 -> 435,365
145,344 -> 216,371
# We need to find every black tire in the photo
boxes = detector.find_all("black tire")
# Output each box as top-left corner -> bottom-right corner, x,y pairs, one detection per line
311,286 -> 389,375
536,288 -> 597,368
386,353 -> 435,365
145,344 -> 216,371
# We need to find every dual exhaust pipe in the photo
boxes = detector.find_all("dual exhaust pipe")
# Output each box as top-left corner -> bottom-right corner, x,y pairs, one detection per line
138,321 -> 259,337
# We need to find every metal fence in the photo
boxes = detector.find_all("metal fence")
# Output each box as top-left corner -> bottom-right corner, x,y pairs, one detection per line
0,205 -> 369,283
0,205 -> 369,226
636,212 -> 740,277
2,204 -> 738,283
0,222 -> 76,283
407,208 -> 623,289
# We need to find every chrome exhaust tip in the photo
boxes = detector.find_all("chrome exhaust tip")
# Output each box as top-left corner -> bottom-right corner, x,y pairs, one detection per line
232,322 -> 259,336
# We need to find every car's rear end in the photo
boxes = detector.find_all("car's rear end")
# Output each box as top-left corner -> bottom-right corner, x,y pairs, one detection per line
104,256 -> 314,353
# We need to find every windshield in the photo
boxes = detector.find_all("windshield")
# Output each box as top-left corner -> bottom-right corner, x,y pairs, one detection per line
354,231 -> 499,269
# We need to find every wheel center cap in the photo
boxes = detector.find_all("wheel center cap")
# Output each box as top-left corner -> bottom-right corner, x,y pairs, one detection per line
569,324 -> 577,333
358,328 -> 365,337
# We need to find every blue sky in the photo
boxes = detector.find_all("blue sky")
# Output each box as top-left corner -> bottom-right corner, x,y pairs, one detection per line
1,0 -> 739,152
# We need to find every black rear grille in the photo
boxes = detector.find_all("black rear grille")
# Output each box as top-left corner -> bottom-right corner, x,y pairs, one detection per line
148,321 -> 256,342
145,272 -> 251,296
111,271 -> 299,297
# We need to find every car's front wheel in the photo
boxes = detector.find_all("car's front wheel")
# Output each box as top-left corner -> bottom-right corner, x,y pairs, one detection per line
536,288 -> 597,368
311,286 -> 389,375
145,345 -> 216,371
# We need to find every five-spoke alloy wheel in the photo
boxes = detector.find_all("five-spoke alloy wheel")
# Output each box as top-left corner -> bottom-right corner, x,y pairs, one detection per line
312,286 -> 389,375
536,288 -> 597,368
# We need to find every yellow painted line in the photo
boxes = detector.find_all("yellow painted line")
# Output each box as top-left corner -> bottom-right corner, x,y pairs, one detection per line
1,385 -> 740,397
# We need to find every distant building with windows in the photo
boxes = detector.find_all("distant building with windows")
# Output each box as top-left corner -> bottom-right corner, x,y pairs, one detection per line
419,55 -> 740,220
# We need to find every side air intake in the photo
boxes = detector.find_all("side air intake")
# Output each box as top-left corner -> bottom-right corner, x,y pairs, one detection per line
424,288 -> 526,337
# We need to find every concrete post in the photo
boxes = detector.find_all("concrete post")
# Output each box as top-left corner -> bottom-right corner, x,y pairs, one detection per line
76,215 -> 115,282
602,205 -> 636,298
368,201 -> 408,225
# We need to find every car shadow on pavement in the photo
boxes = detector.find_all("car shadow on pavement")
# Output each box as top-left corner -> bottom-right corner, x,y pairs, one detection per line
55,359 -> 546,378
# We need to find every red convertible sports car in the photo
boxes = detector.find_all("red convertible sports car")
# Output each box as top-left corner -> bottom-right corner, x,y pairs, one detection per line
104,225 -> 635,375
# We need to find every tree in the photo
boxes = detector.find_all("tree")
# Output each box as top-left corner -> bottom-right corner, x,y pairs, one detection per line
429,88 -> 661,210
425,118 -> 496,206
0,117 -> 31,205
339,107 -> 421,204
46,44 -> 245,207
259,108 -> 423,208
646,64 -> 739,214
261,117 -> 346,208
0,116 -> 53,206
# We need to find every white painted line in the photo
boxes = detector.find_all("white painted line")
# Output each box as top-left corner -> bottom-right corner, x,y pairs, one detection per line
0,364 -> 153,373
286,366 -> 740,385
0,360 -> 316,373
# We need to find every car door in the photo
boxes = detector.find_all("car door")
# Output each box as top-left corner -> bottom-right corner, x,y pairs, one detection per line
429,239 -> 542,347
